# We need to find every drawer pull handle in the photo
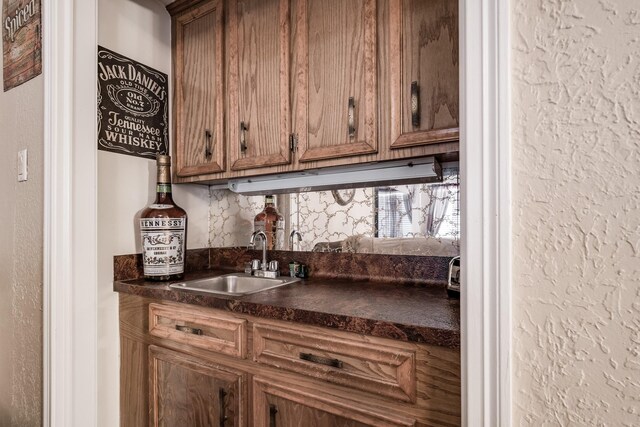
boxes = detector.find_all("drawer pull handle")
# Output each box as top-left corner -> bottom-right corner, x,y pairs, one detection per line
347,97 -> 356,139
219,388 -> 227,427
269,404 -> 278,427
205,129 -> 213,159
411,81 -> 420,128
175,325 -> 202,335
299,352 -> 343,369
240,121 -> 248,153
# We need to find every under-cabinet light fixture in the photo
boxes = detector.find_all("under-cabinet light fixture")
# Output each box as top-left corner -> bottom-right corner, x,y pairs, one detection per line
227,157 -> 442,195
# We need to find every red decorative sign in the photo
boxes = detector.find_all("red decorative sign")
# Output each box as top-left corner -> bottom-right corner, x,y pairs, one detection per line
2,0 -> 42,91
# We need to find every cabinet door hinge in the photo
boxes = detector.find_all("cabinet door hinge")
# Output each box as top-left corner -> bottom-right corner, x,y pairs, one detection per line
289,133 -> 298,152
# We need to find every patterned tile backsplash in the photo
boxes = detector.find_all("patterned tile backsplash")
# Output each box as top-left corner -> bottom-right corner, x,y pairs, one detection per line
209,168 -> 460,256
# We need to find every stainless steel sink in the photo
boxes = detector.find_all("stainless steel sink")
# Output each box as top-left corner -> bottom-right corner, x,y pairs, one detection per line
169,273 -> 300,296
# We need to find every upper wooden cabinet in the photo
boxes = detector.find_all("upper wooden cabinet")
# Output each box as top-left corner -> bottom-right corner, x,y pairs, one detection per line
227,0 -> 294,172
167,0 -> 459,183
295,0 -> 378,163
171,0 -> 226,178
389,0 -> 459,149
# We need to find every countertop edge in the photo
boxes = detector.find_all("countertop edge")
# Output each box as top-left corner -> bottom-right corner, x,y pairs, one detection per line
114,279 -> 461,349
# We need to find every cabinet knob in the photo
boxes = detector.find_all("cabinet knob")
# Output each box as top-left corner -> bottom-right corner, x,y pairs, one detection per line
205,129 -> 213,158
240,121 -> 248,153
348,97 -> 356,139
411,81 -> 420,128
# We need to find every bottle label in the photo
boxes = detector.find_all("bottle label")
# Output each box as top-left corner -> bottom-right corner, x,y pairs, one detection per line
149,204 -> 174,209
254,220 -> 265,232
140,217 -> 186,276
156,184 -> 172,193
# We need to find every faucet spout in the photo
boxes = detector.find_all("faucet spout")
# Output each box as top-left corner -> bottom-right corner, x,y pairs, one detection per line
289,230 -> 303,251
250,230 -> 268,270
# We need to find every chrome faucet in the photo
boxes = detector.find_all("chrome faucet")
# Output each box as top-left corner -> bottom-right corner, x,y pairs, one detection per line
289,230 -> 302,251
250,230 -> 268,271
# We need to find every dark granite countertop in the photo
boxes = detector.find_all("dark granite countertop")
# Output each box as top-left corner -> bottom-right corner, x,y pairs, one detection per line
114,267 -> 460,349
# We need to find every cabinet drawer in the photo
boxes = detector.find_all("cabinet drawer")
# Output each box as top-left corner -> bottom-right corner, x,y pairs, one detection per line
252,376 -> 416,427
253,323 -> 416,402
149,303 -> 247,358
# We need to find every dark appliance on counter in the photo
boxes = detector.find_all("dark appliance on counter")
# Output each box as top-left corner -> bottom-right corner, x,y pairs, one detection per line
447,256 -> 460,298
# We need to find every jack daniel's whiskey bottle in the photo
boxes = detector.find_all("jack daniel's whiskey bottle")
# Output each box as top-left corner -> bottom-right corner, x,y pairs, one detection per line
253,195 -> 284,250
139,155 -> 188,281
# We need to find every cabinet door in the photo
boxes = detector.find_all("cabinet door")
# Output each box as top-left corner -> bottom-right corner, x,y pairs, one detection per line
173,0 -> 226,177
252,377 -> 416,427
228,0 -> 293,171
295,0 -> 378,163
389,0 -> 459,149
149,345 -> 245,427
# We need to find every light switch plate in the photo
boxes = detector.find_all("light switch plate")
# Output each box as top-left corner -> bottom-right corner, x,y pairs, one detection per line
18,149 -> 28,182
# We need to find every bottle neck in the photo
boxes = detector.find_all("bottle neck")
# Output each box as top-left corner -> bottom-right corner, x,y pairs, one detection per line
156,164 -> 174,204
265,196 -> 275,209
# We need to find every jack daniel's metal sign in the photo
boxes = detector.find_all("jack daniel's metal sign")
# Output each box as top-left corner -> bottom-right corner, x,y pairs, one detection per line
97,46 -> 168,159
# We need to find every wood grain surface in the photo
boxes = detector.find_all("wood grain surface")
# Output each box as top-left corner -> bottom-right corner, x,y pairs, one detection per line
120,335 -> 149,427
252,376 -> 416,427
120,294 -> 462,426
149,345 -> 246,427
2,0 -> 42,91
390,0 -> 459,149
296,0 -> 378,163
253,321 -> 417,402
168,0 -> 460,184
228,0 -> 292,171
149,302 -> 248,358
172,0 -> 226,177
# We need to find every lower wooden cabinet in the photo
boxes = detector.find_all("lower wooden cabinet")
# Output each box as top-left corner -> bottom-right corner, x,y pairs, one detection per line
120,294 -> 461,427
149,346 -> 245,426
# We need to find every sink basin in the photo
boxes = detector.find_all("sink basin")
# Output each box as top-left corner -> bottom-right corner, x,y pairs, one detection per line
169,273 -> 300,296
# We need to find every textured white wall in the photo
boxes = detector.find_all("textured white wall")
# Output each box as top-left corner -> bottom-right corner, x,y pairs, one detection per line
512,0 -> 640,424
0,63 -> 43,425
98,0 -> 210,425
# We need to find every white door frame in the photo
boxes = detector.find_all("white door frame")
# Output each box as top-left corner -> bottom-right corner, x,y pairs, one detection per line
43,0 -> 98,426
460,0 -> 512,425
42,0 -> 511,425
